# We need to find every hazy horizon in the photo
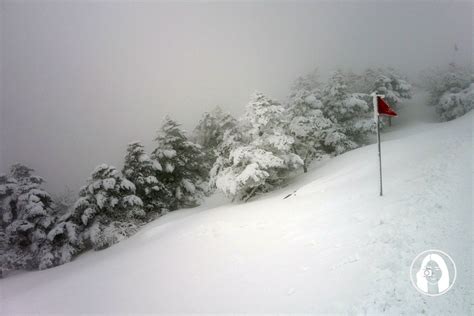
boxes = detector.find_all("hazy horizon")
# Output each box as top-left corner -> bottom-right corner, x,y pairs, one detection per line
1,1 -> 472,194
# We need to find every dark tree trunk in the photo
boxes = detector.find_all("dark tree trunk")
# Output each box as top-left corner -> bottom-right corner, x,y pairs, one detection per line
243,186 -> 259,202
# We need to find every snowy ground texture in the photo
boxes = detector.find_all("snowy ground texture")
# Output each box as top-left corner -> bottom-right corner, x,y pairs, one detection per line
1,92 -> 472,314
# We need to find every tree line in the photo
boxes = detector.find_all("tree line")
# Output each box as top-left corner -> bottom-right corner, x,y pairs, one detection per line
1,65 -> 472,276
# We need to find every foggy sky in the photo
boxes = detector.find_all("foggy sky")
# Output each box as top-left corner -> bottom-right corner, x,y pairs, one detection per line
1,1 -> 472,194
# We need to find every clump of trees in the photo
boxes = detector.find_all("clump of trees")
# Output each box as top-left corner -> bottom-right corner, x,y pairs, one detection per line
1,118 -> 209,276
0,66 -> 419,275
421,63 -> 473,121
207,67 -> 414,201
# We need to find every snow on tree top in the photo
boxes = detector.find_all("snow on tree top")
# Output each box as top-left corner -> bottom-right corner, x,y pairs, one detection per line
92,164 -> 110,174
127,141 -> 143,146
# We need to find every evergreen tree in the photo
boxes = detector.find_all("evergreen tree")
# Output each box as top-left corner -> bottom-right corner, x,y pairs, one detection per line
122,141 -> 171,217
287,71 -> 332,172
211,92 -> 302,201
421,64 -> 473,120
193,106 -> 236,152
288,69 -> 321,99
437,83 -> 474,121
55,164 -> 144,251
359,67 -> 412,126
0,164 -> 56,272
321,70 -> 372,155
368,68 -> 411,106
192,106 -> 236,176
152,117 -> 207,209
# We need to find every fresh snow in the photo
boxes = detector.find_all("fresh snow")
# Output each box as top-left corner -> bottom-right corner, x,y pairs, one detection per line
102,178 -> 116,190
120,178 -> 136,191
1,94 -> 471,314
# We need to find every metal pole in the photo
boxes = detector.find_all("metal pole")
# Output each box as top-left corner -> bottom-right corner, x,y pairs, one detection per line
372,92 -> 384,196
377,114 -> 383,196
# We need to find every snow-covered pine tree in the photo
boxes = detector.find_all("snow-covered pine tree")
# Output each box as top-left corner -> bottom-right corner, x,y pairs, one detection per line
421,64 -> 473,120
436,83 -> 474,121
369,68 -> 411,106
192,106 -> 236,176
0,164 -> 56,272
359,67 -> 412,126
193,106 -> 236,152
321,70 -> 372,155
122,141 -> 171,217
0,172 -> 16,274
422,63 -> 472,107
53,164 -> 144,251
288,69 -> 321,98
211,92 -> 303,201
287,71 -> 332,172
152,117 -> 207,210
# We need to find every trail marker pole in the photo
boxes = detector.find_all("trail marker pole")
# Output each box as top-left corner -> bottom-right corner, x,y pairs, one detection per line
376,113 -> 383,196
371,92 -> 384,196
371,92 -> 397,196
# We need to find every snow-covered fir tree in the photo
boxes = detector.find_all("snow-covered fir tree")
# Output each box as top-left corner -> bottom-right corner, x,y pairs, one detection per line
320,70 -> 372,155
192,106 -> 236,175
0,164 -> 56,272
122,141 -> 171,217
436,82 -> 474,121
422,64 -> 472,105
359,67 -> 412,125
287,71 -> 332,172
211,92 -> 303,201
368,68 -> 411,103
152,117 -> 207,209
421,64 -> 473,121
288,69 -> 321,99
53,164 -> 144,252
193,106 -> 236,152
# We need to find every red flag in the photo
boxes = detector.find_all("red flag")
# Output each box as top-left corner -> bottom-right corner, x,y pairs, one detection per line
377,96 -> 397,117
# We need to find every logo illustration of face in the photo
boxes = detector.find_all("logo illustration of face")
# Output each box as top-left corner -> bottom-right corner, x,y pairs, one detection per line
411,250 -> 456,296
424,260 -> 442,284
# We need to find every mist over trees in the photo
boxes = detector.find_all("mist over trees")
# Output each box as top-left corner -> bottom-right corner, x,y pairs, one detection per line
1,64 -> 473,276
421,64 -> 474,121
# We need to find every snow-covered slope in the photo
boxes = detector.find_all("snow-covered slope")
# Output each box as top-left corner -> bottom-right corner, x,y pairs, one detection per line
1,109 -> 472,314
